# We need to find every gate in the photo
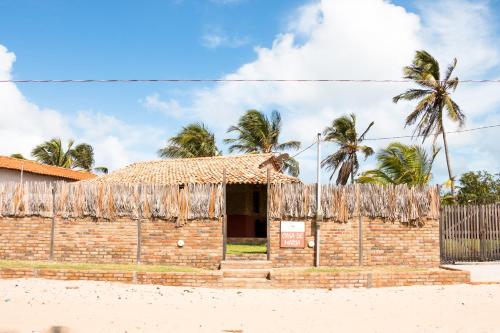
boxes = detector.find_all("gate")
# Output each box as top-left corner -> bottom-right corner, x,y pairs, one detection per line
440,204 -> 500,263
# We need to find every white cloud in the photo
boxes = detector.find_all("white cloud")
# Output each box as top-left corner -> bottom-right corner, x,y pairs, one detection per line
201,27 -> 249,49
0,44 -> 164,172
140,93 -> 184,119
150,0 -> 500,183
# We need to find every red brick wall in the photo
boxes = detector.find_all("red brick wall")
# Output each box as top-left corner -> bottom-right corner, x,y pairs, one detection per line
53,217 -> 137,264
271,269 -> 469,289
141,219 -> 222,269
0,217 -> 222,269
270,217 -> 440,268
0,217 -> 51,260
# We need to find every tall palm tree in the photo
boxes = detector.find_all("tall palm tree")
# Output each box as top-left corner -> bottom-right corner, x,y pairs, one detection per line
31,138 -> 106,173
357,142 -> 440,186
158,123 -> 220,158
322,114 -> 374,185
224,110 -> 301,176
393,50 -> 464,195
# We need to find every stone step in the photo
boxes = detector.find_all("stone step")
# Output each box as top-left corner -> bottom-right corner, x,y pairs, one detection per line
225,253 -> 268,261
222,277 -> 272,289
222,269 -> 271,279
220,260 -> 273,270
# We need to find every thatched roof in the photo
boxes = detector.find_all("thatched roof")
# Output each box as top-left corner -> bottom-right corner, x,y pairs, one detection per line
0,155 -> 96,181
90,153 -> 299,185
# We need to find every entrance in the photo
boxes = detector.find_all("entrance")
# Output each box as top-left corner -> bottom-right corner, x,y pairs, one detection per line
224,184 -> 268,258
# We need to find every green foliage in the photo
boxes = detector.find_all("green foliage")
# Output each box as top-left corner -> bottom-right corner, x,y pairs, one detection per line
456,171 -> 500,204
322,113 -> 374,185
31,138 -> 104,172
357,142 -> 439,186
225,110 -> 301,176
10,153 -> 26,159
158,123 -> 220,158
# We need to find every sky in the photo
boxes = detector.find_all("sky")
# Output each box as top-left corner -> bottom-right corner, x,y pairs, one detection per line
0,0 -> 499,184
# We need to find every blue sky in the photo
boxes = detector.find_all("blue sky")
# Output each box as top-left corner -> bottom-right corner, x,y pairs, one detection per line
0,0 -> 499,183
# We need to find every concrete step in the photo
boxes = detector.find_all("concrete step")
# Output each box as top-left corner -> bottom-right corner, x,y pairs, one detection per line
222,269 -> 271,279
220,260 -> 273,270
226,253 -> 268,261
222,277 -> 272,289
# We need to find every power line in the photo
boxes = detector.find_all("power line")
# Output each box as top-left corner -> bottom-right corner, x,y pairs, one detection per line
1,78 -> 500,84
291,139 -> 318,158
292,124 -> 500,158
361,124 -> 500,141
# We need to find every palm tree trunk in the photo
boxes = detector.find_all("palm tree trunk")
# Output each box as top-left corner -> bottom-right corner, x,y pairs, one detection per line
441,124 -> 455,196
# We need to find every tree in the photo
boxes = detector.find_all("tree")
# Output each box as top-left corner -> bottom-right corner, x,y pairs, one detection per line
393,50 -> 464,195
321,113 -> 374,185
224,110 -> 301,176
32,138 -> 74,169
357,142 -> 440,187
456,171 -> 500,205
158,123 -> 220,158
31,138 -> 106,173
10,153 -> 26,159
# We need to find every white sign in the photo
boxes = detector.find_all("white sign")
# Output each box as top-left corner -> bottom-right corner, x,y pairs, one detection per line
280,221 -> 305,248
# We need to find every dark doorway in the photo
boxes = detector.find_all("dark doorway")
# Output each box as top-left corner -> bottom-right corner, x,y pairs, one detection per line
226,184 -> 267,239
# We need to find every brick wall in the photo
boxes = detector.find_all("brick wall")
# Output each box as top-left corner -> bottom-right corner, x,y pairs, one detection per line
53,217 -> 137,264
0,217 -> 52,260
0,217 -> 222,269
141,219 -> 222,269
270,217 -> 440,268
271,269 -> 469,289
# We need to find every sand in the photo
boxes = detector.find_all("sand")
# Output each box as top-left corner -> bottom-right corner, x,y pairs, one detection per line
0,279 -> 499,333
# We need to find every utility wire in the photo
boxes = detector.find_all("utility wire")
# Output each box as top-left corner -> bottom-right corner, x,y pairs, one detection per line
362,124 -> 500,141
1,78 -> 500,84
291,124 -> 500,158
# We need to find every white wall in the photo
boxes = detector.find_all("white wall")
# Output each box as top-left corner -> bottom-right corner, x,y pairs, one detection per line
0,168 -> 70,183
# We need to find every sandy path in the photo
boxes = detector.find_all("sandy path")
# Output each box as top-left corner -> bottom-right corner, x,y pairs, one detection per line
0,279 -> 499,333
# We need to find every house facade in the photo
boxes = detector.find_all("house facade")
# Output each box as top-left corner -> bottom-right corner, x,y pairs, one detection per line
0,155 -> 96,183
91,153 -> 299,239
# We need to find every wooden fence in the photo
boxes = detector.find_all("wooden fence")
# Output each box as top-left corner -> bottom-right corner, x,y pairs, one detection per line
440,204 -> 500,263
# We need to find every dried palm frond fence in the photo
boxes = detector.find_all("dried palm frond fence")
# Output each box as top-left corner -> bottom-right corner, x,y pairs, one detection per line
269,183 -> 440,225
0,181 -> 223,221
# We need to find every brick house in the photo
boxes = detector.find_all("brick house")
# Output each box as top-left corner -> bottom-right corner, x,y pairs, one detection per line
92,153 -> 298,239
0,155 -> 96,183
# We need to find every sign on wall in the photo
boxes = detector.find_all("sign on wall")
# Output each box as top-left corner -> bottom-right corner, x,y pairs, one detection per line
280,221 -> 305,248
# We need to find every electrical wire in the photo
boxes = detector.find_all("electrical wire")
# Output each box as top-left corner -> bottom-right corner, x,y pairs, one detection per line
1,78 -> 500,84
291,124 -> 500,158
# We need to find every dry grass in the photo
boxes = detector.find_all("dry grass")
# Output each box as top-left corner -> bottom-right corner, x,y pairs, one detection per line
0,260 -> 203,273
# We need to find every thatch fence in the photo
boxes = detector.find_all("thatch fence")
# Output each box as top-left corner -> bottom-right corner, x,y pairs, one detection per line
0,181 -> 439,224
0,182 -> 223,221
269,184 -> 440,224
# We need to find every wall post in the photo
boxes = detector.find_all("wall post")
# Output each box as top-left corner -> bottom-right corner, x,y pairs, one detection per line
136,219 -> 142,264
222,168 -> 227,261
266,167 -> 271,261
49,185 -> 56,260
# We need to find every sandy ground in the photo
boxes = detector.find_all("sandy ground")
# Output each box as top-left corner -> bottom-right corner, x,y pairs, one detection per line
0,279 -> 499,333
444,262 -> 500,283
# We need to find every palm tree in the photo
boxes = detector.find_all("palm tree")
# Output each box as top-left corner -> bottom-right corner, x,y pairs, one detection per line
158,123 -> 220,158
322,114 -> 374,185
224,110 -> 301,176
32,138 -> 74,169
357,142 -> 440,186
393,50 -> 464,195
31,138 -> 106,173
